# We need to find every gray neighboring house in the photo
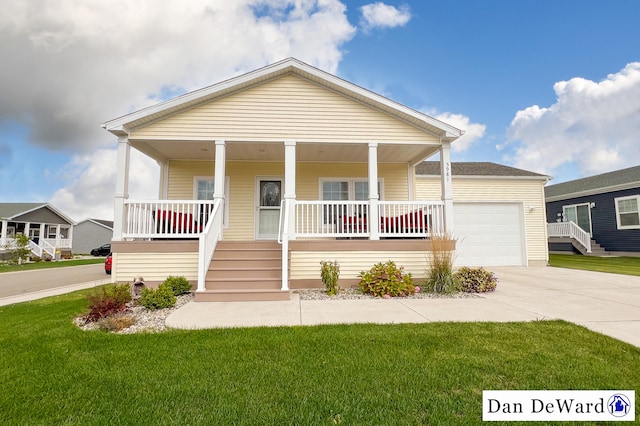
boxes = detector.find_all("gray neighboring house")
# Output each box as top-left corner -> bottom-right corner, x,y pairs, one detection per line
72,219 -> 114,255
0,203 -> 75,258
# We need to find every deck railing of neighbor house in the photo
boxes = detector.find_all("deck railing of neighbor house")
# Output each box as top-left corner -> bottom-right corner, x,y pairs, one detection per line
197,199 -> 223,292
547,221 -> 592,253
123,200 -> 216,239
293,200 -> 444,238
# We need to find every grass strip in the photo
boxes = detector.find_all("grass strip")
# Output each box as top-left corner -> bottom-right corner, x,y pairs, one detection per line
0,258 -> 105,273
549,253 -> 640,276
0,290 -> 638,425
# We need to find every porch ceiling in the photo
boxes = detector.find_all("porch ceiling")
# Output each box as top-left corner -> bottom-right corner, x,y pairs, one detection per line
130,140 -> 441,164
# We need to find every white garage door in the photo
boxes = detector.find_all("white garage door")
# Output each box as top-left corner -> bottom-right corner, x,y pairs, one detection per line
453,202 -> 526,266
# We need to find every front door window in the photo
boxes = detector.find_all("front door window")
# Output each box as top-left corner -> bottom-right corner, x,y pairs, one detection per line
257,179 -> 282,239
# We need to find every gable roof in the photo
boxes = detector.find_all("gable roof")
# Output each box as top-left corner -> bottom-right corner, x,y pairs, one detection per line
101,57 -> 462,142
77,218 -> 114,230
416,161 -> 550,179
545,165 -> 640,201
0,203 -> 75,224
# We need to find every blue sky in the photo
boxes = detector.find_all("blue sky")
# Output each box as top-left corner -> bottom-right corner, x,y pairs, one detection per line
0,0 -> 639,221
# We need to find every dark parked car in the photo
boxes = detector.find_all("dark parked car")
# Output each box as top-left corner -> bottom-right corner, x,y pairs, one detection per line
105,253 -> 112,275
91,244 -> 111,256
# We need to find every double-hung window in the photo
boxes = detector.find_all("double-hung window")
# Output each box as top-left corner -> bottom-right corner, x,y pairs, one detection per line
193,176 -> 230,227
320,179 -> 382,225
615,195 -> 640,229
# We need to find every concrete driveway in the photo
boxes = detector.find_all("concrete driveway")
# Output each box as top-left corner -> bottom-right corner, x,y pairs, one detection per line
167,266 -> 640,348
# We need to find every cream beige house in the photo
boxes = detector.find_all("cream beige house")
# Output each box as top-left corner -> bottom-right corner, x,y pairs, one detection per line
102,58 -> 544,301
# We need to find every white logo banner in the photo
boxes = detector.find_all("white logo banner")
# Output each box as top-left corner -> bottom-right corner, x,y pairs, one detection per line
483,390 -> 635,421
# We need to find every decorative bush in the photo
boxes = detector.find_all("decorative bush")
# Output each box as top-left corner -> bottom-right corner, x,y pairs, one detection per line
139,284 -> 177,310
85,283 -> 132,323
358,260 -> 414,297
320,260 -> 340,296
424,232 -> 460,294
162,275 -> 192,296
454,267 -> 498,293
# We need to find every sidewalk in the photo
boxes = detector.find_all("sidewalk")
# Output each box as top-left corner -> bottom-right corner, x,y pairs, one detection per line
166,267 -> 640,348
0,278 -> 111,307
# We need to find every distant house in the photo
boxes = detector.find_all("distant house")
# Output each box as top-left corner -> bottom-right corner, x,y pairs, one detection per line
72,219 -> 114,255
545,165 -> 640,255
0,203 -> 75,258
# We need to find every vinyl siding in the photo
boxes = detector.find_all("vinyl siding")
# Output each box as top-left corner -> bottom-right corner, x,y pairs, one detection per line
167,161 -> 411,240
113,252 -> 198,282
72,222 -> 113,254
131,74 -> 438,144
290,251 -> 430,280
545,187 -> 640,252
416,176 -> 548,264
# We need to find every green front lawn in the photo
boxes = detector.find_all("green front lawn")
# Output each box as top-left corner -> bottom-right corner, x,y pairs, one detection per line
1,290 -> 638,425
0,257 -> 105,273
549,253 -> 640,276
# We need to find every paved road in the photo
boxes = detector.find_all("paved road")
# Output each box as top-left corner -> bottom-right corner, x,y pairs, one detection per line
0,264 -> 108,298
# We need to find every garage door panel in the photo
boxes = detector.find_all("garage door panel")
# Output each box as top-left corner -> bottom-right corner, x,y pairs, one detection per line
454,202 -> 525,267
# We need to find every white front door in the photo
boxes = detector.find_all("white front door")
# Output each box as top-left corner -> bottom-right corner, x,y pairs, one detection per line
256,178 -> 283,239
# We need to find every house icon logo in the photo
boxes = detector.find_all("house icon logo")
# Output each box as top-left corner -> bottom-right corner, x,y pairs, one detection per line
607,394 -> 631,418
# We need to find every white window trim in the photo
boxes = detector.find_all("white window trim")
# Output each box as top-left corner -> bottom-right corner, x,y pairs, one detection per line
193,176 -> 231,228
614,195 -> 640,230
319,178 -> 384,200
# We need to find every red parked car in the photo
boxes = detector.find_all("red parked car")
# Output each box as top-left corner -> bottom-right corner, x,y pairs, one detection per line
105,253 -> 112,275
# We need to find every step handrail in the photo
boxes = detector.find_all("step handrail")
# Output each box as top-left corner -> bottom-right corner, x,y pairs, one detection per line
547,221 -> 592,253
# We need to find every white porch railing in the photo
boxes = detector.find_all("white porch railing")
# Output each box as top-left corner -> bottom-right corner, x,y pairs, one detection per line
547,221 -> 592,253
197,199 -> 224,292
293,200 -> 444,238
42,238 -> 71,248
124,200 -> 216,239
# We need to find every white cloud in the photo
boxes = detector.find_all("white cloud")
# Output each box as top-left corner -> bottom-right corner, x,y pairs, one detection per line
505,62 -> 640,177
49,149 -> 159,222
360,2 -> 411,30
0,0 -> 356,152
1,0 -> 356,219
433,112 -> 486,152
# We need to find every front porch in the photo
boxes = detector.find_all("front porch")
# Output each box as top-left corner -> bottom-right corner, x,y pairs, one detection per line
0,221 -> 72,259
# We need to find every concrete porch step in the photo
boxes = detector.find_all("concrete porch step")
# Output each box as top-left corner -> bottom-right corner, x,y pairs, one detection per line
195,289 -> 290,302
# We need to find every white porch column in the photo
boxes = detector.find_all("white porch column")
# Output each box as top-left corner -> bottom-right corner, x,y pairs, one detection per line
213,140 -> 226,202
55,224 -> 61,247
440,142 -> 454,234
158,161 -> 169,199
24,222 -> 30,239
283,140 -> 296,240
281,140 -> 297,291
368,142 -> 380,240
39,223 -> 45,244
113,135 -> 131,241
1,219 -> 7,247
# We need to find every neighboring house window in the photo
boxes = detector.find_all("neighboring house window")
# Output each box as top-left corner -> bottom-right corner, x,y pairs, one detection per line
193,176 -> 230,227
615,195 -> 640,229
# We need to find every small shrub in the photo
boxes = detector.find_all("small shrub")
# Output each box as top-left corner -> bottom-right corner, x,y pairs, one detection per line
320,260 -> 340,296
358,260 -> 414,297
97,312 -> 136,332
454,267 -> 498,293
424,232 -> 460,293
85,283 -> 132,323
139,284 -> 176,310
162,275 -> 192,296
